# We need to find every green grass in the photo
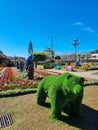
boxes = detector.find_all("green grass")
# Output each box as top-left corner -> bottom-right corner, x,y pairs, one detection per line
0,85 -> 98,130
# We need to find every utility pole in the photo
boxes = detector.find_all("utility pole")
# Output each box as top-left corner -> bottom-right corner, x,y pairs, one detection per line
50,37 -> 53,50
72,39 -> 79,61
48,36 -> 54,62
51,37 -> 54,62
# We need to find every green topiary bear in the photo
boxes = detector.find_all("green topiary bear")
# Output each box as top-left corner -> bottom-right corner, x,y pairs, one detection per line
36,72 -> 84,119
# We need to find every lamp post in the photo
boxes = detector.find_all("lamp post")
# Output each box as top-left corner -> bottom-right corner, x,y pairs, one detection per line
72,39 -> 79,61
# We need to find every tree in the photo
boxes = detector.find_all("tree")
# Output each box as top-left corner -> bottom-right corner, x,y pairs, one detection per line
55,56 -> 61,65
55,56 -> 61,60
44,46 -> 55,62
33,52 -> 47,68
0,50 -> 3,55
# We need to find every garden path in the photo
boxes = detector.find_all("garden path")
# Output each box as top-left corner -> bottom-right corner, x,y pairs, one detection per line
12,67 -> 98,80
48,69 -> 98,81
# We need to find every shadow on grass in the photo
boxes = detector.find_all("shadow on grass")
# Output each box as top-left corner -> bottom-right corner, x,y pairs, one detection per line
43,103 -> 98,130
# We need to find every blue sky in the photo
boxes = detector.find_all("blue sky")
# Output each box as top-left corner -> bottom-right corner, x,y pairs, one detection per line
0,0 -> 98,58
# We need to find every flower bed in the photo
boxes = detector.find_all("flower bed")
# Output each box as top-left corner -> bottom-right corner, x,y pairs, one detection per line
0,67 -> 16,87
0,67 -> 61,96
0,67 -> 5,78
0,67 -> 96,97
34,69 -> 62,78
0,67 -> 40,94
0,79 -> 39,91
0,67 -> 62,96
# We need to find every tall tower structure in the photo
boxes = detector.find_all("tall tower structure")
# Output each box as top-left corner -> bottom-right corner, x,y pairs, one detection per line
72,39 -> 79,61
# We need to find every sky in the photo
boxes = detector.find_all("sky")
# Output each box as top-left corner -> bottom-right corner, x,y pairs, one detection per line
0,0 -> 98,58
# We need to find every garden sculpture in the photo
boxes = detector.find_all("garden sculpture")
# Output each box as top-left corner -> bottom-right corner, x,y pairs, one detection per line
25,54 -> 33,68
66,62 -> 73,71
20,59 -> 24,72
75,54 -> 81,66
36,72 -> 84,119
55,65 -> 61,70
25,54 -> 34,79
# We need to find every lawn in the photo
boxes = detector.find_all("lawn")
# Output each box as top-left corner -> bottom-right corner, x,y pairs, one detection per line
0,85 -> 98,130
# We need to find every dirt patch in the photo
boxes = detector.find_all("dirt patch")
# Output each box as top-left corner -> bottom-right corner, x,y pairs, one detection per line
0,86 -> 98,130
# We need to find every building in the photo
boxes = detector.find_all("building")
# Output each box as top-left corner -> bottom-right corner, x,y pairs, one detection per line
88,54 -> 98,61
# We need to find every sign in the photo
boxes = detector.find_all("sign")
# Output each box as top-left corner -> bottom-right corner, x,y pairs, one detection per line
37,65 -> 44,69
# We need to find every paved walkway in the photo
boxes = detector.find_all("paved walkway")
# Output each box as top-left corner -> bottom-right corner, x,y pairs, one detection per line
49,69 -> 98,81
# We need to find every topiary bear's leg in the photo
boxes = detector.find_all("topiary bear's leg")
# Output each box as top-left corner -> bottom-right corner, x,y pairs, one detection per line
36,87 -> 47,105
50,95 -> 65,119
50,89 -> 68,119
50,100 -> 61,119
62,102 -> 72,116
70,95 -> 83,117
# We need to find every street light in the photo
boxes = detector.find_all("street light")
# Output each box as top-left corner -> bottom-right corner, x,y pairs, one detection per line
72,39 -> 79,61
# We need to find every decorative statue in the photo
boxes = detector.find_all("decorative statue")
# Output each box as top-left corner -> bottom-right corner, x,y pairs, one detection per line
66,62 -> 73,71
55,65 -> 61,70
36,72 -> 84,119
25,54 -> 34,80
75,54 -> 81,66
20,59 -> 24,72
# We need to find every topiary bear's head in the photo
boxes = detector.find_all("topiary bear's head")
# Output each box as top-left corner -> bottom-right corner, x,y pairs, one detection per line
64,73 -> 84,95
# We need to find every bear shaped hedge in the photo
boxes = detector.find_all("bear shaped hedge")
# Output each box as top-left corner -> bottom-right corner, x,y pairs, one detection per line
36,72 -> 84,119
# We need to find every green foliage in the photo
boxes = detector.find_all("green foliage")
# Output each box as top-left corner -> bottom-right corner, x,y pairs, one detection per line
55,56 -> 61,60
36,72 -> 84,120
44,63 -> 56,69
33,52 -> 47,62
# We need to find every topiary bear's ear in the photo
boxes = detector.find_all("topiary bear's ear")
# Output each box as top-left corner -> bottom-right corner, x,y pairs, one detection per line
67,75 -> 73,79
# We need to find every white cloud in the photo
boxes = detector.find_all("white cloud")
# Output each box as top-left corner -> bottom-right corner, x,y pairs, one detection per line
83,27 -> 94,33
73,22 -> 83,26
